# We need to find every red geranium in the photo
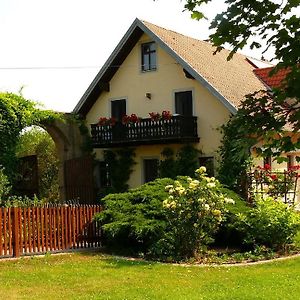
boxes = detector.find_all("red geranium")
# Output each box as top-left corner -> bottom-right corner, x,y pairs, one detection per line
98,117 -> 117,126
149,112 -> 160,121
98,117 -> 108,126
162,110 -> 172,120
122,114 -> 141,124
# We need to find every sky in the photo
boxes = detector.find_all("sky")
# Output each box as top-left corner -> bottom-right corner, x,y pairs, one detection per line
0,0 -> 268,112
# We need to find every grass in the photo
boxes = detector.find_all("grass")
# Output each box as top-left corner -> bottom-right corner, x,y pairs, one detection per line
0,252 -> 300,299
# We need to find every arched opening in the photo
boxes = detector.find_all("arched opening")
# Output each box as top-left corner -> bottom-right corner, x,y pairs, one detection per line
15,126 -> 60,202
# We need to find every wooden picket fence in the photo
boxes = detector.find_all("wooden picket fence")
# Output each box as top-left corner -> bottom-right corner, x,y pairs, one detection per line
0,205 -> 102,258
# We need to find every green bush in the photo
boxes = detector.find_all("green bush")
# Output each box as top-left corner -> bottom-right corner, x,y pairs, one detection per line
95,178 -> 174,252
237,196 -> 300,250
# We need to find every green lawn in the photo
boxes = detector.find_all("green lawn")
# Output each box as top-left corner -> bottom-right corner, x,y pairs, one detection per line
0,252 -> 299,300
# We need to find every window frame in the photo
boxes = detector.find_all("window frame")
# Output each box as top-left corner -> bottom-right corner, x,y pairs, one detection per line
141,41 -> 157,72
173,89 -> 194,116
142,157 -> 159,184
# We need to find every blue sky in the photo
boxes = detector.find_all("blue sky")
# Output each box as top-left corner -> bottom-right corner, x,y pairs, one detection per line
0,0 -> 269,112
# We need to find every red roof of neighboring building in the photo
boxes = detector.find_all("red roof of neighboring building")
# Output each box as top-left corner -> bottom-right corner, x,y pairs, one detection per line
254,67 -> 290,89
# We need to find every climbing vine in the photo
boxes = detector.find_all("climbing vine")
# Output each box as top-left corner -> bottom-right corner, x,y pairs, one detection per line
103,148 -> 136,193
159,145 -> 200,179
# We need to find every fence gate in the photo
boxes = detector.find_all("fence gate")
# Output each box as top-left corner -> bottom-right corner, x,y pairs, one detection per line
64,156 -> 95,203
0,205 -> 102,258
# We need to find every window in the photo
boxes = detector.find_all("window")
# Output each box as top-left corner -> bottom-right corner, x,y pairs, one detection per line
143,159 -> 159,183
111,99 -> 126,121
175,91 -> 193,116
199,156 -> 215,177
96,161 -> 111,188
141,42 -> 156,71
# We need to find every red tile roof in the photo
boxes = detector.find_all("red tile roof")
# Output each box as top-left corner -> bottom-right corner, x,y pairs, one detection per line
254,67 -> 290,89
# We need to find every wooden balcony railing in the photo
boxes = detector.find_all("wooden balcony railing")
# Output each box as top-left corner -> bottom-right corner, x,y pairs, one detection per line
91,116 -> 199,148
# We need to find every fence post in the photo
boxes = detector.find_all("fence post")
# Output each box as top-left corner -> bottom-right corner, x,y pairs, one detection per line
12,207 -> 20,258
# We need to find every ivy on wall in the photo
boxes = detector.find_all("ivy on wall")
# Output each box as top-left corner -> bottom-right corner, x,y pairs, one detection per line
159,145 -> 200,179
103,148 -> 136,193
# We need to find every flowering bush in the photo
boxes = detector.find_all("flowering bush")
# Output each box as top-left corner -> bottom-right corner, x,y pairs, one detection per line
156,167 -> 235,259
251,164 -> 299,202
149,110 -> 172,121
98,117 -> 116,126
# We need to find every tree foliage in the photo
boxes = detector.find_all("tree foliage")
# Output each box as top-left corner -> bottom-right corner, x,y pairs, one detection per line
183,0 -> 300,158
0,92 -> 60,182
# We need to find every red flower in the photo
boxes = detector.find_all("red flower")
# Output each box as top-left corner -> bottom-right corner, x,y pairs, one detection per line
98,117 -> 108,126
264,163 -> 271,170
110,117 -> 116,126
122,115 -> 131,124
122,114 -> 141,124
130,114 -> 140,123
162,110 -> 172,120
270,174 -> 277,180
149,112 -> 161,121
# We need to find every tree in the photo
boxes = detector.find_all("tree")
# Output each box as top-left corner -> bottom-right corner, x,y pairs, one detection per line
182,0 -> 300,159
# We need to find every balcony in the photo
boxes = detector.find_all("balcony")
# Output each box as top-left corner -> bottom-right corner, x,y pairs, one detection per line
91,116 -> 199,148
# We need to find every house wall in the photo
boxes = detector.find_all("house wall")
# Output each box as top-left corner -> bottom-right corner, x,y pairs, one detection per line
86,33 -> 232,188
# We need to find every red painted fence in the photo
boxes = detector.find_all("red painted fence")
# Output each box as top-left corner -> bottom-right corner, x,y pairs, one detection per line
0,205 -> 102,258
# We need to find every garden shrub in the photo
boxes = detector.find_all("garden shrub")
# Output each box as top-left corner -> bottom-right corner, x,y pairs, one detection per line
153,167 -> 235,259
237,196 -> 300,250
95,178 -> 174,252
97,167 -> 237,260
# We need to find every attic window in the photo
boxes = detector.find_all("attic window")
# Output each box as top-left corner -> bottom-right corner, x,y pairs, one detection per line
141,42 -> 156,71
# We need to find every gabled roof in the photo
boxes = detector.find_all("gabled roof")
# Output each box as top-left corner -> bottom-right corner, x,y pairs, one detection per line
74,18 -> 266,116
254,67 -> 289,89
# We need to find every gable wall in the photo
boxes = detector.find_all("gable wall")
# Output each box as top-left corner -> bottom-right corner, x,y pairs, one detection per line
86,33 -> 232,187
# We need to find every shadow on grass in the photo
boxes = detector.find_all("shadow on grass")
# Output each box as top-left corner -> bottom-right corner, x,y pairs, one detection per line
74,247 -> 158,269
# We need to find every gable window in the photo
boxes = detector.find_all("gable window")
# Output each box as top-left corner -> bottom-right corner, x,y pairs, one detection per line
143,158 -> 159,183
199,156 -> 215,177
111,99 -> 126,122
141,42 -> 156,71
175,91 -> 193,116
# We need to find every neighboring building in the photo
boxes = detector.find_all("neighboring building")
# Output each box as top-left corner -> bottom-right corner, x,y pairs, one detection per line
73,18 -> 292,191
252,66 -> 300,172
